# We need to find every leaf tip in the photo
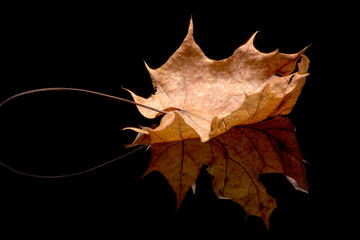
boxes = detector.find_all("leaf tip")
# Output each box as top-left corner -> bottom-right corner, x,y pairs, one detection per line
286,176 -> 309,194
185,15 -> 194,41
247,30 -> 260,45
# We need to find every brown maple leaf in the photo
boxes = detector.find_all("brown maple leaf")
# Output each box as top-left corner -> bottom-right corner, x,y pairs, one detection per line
124,18 -> 310,229
126,18 -> 309,142
126,116 -> 307,229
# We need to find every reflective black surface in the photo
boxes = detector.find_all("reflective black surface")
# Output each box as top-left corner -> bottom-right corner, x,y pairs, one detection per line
0,2 -> 354,237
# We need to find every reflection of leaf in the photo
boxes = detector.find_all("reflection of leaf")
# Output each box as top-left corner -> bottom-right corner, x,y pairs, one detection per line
126,116 -> 307,229
126,18 -> 309,142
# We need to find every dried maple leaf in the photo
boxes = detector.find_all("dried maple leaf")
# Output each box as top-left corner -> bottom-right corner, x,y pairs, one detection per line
126,116 -> 307,229
124,18 -> 310,229
126,18 -> 309,142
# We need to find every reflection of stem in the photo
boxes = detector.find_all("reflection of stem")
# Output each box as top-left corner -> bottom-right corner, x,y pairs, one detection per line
0,87 -> 168,114
0,145 -> 147,178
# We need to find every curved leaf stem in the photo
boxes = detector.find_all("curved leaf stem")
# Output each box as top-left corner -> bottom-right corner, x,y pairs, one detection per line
0,86 -> 159,178
0,87 -> 168,114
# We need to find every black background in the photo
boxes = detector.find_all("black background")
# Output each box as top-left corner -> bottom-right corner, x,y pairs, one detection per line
0,1 -> 356,238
